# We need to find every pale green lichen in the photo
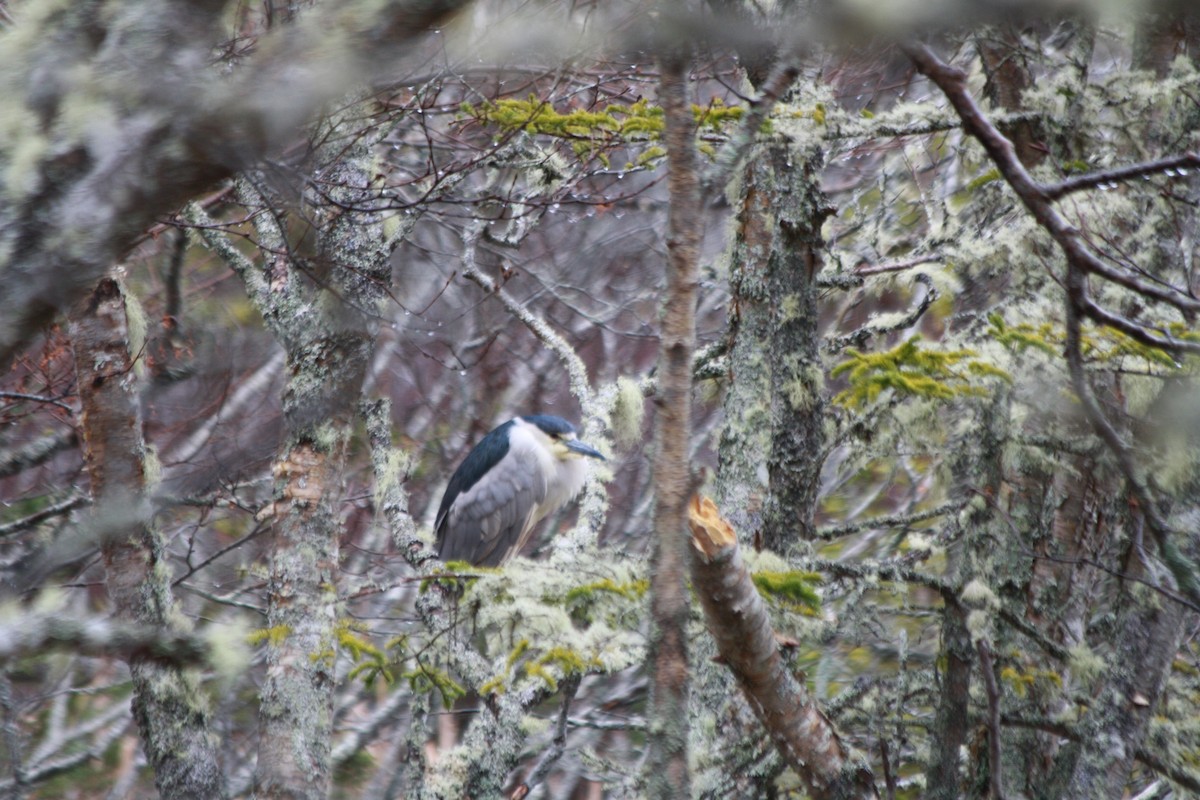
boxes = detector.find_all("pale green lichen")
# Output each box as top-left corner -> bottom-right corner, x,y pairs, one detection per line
1068,642 -> 1107,688
965,609 -> 992,644
609,376 -> 645,450
960,578 -> 1000,610
121,278 -> 149,377
373,447 -> 410,508
204,617 -> 252,685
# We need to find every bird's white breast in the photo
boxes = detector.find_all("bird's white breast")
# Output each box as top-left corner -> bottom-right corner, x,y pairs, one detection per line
507,419 -> 589,524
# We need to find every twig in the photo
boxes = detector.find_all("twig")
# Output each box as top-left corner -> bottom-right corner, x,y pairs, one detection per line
1043,152 -> 1200,200
0,392 -> 74,413
0,496 -> 89,538
458,225 -> 595,417
0,430 -> 76,480
567,714 -> 646,731
1079,298 -> 1200,356
817,499 -> 966,539
1001,715 -> 1200,793
0,610 -> 216,666
703,50 -> 801,192
0,716 -> 131,794
509,674 -> 581,799
853,255 -> 941,276
903,42 -> 1200,321
824,273 -> 937,352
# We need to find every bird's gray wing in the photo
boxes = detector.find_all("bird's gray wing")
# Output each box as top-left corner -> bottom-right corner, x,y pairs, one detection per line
442,448 -> 549,566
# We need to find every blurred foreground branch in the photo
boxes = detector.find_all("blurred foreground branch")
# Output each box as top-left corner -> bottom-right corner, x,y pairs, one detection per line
0,608 -> 214,666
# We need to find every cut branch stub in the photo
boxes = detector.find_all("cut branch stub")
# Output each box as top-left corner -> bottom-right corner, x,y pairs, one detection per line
688,494 -> 737,561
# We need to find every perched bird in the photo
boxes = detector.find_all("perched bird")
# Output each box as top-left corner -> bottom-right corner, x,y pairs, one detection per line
435,415 -> 605,566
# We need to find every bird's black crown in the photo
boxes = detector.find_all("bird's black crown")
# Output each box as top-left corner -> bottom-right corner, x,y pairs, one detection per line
521,414 -> 577,436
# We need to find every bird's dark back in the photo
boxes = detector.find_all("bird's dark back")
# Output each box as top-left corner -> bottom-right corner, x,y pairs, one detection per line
434,419 -> 515,552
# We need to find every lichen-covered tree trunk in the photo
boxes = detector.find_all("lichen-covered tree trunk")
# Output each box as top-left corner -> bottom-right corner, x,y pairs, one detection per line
925,394 -> 1009,800
762,144 -> 830,553
709,108 -> 829,557
702,106 -> 830,795
69,277 -> 224,799
642,47 -> 701,800
1059,585 -> 1188,799
1056,377 -> 1200,798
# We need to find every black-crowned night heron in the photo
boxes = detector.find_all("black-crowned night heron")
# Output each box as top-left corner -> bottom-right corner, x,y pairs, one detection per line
435,415 -> 605,566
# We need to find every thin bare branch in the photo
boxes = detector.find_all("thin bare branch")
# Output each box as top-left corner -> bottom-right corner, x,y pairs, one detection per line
703,51 -> 802,191
907,40 -> 1200,607
510,674 -> 581,800
903,42 -> 1200,321
0,496 -> 89,538
1043,152 -> 1200,200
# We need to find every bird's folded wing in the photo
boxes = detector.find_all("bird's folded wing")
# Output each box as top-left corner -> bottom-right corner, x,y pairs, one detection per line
446,448 -> 549,566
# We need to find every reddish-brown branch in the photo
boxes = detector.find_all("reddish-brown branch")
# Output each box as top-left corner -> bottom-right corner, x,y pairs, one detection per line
642,45 -> 701,799
689,496 -> 879,800
903,42 -> 1200,321
977,641 -> 1005,800
1043,152 -> 1200,200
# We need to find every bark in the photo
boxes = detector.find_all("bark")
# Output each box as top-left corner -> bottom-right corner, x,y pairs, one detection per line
697,44 -> 823,791
689,496 -> 878,800
1133,10 -> 1189,77
1060,587 -> 1187,799
976,25 -> 1045,168
763,146 -> 830,552
69,278 -> 224,799
1057,379 -> 1200,796
925,597 -> 973,800
642,47 -> 701,799
0,0 -> 468,366
714,60 -> 828,561
924,391 -> 1010,800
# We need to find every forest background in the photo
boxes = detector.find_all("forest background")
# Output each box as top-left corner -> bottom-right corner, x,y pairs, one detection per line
2,0 -> 1200,798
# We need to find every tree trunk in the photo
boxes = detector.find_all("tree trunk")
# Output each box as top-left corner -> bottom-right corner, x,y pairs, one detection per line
70,277 -> 224,800
642,46 -> 701,800
763,145 -> 830,553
